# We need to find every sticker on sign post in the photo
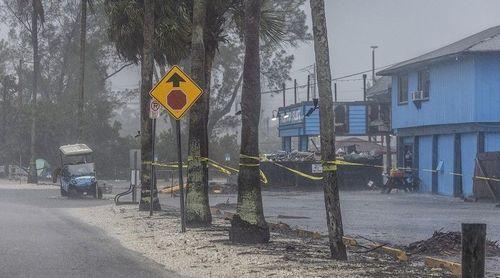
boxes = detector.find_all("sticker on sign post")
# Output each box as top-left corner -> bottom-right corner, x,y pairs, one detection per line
149,99 -> 161,119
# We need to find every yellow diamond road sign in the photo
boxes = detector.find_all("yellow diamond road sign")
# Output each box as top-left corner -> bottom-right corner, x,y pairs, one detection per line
149,65 -> 203,120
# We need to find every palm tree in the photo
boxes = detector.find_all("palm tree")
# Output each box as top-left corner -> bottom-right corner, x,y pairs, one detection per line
77,0 -> 93,141
138,0 -> 161,211
185,0 -> 211,226
229,0 -> 269,243
185,0 -> 303,227
104,0 -> 191,211
309,0 -> 347,260
27,0 -> 44,184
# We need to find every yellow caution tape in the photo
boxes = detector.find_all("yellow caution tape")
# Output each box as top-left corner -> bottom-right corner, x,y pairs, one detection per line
240,154 -> 262,161
147,156 -> 500,186
270,161 -> 323,181
474,176 -> 500,182
143,161 -> 187,169
260,170 -> 268,184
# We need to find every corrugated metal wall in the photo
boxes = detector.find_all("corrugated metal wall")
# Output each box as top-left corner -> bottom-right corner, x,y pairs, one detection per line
437,134 -> 454,196
461,133 -> 477,197
418,135 -> 433,192
391,56 -> 476,129
348,105 -> 366,134
475,54 -> 500,122
304,105 -> 320,135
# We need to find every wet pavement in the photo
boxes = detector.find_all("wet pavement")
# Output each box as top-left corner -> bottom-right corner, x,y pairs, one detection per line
108,179 -> 500,245
0,180 -> 178,278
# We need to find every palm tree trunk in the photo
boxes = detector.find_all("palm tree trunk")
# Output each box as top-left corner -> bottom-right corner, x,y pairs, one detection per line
229,0 -> 269,244
139,0 -> 160,211
27,0 -> 39,184
309,0 -> 347,260
77,0 -> 87,141
186,0 -> 211,226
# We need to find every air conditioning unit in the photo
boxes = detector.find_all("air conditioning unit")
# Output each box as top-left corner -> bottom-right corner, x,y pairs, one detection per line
412,91 -> 424,101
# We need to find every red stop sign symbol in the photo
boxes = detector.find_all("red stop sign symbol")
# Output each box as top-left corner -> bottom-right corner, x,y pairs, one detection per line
167,89 -> 187,110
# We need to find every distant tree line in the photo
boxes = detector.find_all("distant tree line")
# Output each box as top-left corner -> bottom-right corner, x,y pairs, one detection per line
0,0 -> 137,179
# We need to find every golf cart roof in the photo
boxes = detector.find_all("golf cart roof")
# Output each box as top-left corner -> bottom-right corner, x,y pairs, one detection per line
59,144 -> 93,156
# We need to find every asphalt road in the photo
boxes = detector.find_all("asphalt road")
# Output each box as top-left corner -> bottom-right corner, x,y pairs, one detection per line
0,181 -> 178,278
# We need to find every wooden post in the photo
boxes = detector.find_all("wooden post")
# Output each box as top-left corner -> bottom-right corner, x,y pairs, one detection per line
334,83 -> 337,102
462,223 -> 486,278
362,74 -> 367,101
454,133 -> 463,197
307,75 -> 311,101
294,79 -> 297,104
432,135 -> 438,194
282,82 -> 286,107
385,134 -> 392,174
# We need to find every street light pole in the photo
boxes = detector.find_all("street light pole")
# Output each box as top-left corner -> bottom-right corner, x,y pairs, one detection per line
371,46 -> 378,84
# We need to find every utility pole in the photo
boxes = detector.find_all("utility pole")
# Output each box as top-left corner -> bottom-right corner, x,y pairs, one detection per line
371,46 -> 378,84
363,74 -> 367,101
28,0 -> 40,184
77,0 -> 87,141
334,83 -> 337,102
313,63 -> 317,98
282,82 -> 286,107
307,75 -> 311,101
294,79 -> 297,104
310,0 -> 347,260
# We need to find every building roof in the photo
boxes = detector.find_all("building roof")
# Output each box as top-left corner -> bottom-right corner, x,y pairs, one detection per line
366,76 -> 391,103
59,144 -> 93,156
379,25 -> 500,75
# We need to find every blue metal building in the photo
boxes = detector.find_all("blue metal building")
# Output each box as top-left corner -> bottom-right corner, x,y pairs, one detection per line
378,25 -> 500,197
277,101 -> 390,152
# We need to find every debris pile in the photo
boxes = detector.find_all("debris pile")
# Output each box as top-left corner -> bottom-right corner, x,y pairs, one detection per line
264,151 -> 317,162
406,230 -> 500,256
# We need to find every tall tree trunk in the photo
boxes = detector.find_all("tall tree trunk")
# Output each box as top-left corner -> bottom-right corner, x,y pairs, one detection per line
310,0 -> 347,260
229,0 -> 269,244
56,20 -> 79,98
28,0 -> 39,184
139,0 -> 161,211
186,0 -> 211,226
77,0 -> 87,141
1,78 -> 7,145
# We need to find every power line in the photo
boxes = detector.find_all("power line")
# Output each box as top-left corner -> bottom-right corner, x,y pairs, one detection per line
261,63 -> 396,95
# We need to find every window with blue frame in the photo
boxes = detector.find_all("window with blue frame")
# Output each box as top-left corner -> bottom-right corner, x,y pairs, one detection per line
398,75 -> 408,104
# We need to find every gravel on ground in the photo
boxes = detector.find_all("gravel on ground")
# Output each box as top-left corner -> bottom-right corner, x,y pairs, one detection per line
67,204 -> 451,278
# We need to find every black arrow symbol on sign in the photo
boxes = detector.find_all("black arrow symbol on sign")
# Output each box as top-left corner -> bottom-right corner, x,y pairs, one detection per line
167,73 -> 186,87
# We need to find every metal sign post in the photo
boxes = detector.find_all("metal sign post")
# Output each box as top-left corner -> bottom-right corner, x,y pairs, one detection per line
150,117 -> 156,217
149,100 -> 160,216
176,120 -> 186,232
148,65 -> 203,233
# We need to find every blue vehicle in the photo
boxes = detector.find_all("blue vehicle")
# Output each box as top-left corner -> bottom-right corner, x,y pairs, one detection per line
59,144 -> 102,199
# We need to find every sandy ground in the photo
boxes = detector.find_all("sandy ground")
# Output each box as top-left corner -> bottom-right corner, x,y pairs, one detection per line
67,203 -> 452,278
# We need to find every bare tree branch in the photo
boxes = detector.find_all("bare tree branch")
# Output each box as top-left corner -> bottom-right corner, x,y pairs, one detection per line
208,71 -> 243,136
103,62 -> 133,81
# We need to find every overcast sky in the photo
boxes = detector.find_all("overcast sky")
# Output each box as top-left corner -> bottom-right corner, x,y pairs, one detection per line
2,0 -> 500,105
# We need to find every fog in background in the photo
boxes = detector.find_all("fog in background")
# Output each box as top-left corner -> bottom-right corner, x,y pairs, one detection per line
2,0 -> 500,125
